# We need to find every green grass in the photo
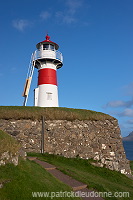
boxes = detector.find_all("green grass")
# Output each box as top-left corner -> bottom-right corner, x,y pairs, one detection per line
0,158 -> 81,200
28,153 -> 133,200
0,106 -> 114,121
0,130 -> 20,155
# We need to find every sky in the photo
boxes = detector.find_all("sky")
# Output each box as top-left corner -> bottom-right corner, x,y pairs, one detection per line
0,0 -> 133,137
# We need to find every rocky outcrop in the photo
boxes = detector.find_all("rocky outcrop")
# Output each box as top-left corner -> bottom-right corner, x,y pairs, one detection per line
0,151 -> 19,166
0,119 -> 131,174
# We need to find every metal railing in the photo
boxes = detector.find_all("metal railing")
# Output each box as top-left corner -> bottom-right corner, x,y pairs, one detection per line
32,49 -> 63,63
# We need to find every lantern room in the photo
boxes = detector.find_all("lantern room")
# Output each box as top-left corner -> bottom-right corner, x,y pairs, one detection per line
33,35 -> 63,69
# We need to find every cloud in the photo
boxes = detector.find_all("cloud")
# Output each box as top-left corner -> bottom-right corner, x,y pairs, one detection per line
38,0 -> 89,26
55,11 -> 76,24
104,99 -> 133,108
12,19 -> 30,31
123,82 -> 133,96
104,82 -> 133,135
63,15 -> 76,24
104,82 -> 133,108
119,122 -> 133,137
118,109 -> 133,117
126,119 -> 133,124
40,11 -> 51,20
66,0 -> 83,15
55,0 -> 83,24
109,109 -> 133,118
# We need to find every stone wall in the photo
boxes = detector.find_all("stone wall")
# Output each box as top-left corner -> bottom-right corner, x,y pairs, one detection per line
0,119 -> 131,174
0,151 -> 19,166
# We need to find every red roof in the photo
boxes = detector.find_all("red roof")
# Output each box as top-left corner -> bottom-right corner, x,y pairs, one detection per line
36,35 -> 59,50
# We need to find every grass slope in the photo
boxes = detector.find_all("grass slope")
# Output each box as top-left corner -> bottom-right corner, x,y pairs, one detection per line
0,158 -> 80,200
28,153 -> 133,200
0,130 -> 20,156
0,106 -> 114,121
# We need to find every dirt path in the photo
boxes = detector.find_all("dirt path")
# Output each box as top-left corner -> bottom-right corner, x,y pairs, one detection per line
28,157 -> 104,200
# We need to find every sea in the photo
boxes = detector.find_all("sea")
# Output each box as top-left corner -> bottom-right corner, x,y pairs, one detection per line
123,141 -> 133,161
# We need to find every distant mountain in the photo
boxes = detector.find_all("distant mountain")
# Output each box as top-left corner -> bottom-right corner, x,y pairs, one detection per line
123,131 -> 133,141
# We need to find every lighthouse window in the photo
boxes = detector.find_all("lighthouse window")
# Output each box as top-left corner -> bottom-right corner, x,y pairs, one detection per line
43,44 -> 49,50
47,92 -> 52,100
43,44 -> 54,50
49,44 -> 54,50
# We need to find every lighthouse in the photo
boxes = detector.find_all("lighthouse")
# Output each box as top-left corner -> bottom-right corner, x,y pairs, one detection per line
22,34 -> 63,107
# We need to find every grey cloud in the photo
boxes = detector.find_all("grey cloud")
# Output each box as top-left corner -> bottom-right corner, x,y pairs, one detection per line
118,109 -> 133,117
104,99 -> 133,108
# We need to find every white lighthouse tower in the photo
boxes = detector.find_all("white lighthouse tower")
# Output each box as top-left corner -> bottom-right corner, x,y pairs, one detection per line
22,34 -> 63,107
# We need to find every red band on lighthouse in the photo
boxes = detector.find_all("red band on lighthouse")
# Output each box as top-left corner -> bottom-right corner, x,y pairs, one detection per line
38,68 -> 57,86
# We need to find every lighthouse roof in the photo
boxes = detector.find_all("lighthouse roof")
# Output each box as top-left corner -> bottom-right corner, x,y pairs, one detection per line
36,35 -> 59,50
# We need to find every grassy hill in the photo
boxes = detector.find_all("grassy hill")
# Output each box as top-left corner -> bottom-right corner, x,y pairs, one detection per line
0,158 -> 80,200
0,130 -> 20,156
0,130 -> 80,200
0,153 -> 133,200
0,106 -> 114,121
1,107 -> 131,199
28,153 -> 133,200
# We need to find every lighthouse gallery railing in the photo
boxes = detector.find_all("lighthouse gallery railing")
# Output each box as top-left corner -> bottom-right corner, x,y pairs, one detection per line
32,49 -> 63,63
